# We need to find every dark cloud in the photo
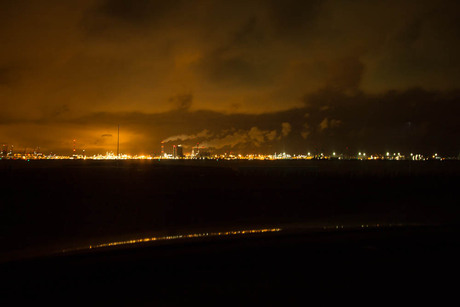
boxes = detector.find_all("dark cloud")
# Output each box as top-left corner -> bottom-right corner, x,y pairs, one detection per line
41,105 -> 71,120
326,57 -> 364,93
99,0 -> 185,25
232,16 -> 261,47
302,88 -> 460,153
84,0 -> 189,38
196,50 -> 272,87
265,0 -> 323,38
0,65 -> 20,86
169,93 -> 193,111
194,16 -> 274,87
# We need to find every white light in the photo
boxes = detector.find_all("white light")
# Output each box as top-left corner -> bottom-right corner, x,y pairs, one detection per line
363,153 -> 366,156
333,152 -> 336,156
386,152 -> 390,156
358,152 -> 361,155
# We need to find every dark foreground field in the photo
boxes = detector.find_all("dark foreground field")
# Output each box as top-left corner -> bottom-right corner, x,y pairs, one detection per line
2,225 -> 459,305
0,159 -> 459,304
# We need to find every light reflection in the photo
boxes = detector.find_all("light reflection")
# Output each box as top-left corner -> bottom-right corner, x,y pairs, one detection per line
62,228 -> 282,253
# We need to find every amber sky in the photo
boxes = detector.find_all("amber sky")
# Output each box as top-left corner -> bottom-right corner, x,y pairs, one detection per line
0,0 -> 459,155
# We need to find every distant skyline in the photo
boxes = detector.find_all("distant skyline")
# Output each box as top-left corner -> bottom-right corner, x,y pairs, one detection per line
1,1 -> 459,155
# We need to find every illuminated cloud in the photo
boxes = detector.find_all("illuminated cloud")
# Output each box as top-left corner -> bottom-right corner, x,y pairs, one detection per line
0,1 -> 459,155
281,122 -> 292,137
301,122 -> 310,139
319,118 -> 342,132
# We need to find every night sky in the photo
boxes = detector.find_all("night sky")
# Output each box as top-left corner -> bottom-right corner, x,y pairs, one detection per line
1,0 -> 459,155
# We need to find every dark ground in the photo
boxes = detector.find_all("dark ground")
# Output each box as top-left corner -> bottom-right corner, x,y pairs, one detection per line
0,159 -> 459,304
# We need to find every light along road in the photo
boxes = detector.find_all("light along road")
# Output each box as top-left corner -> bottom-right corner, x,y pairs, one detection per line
62,228 -> 282,254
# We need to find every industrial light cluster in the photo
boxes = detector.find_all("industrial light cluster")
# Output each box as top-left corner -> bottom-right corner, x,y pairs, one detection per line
1,141 -> 456,161
0,150 -> 453,161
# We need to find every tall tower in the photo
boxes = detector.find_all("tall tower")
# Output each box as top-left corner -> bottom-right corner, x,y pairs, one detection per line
117,124 -> 120,158
161,142 -> 165,157
73,139 -> 76,155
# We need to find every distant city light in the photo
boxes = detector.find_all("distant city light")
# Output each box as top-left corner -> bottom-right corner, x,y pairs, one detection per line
0,147 -> 453,161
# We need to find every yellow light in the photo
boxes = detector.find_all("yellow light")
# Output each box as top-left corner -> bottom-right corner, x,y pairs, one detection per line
62,228 -> 282,253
